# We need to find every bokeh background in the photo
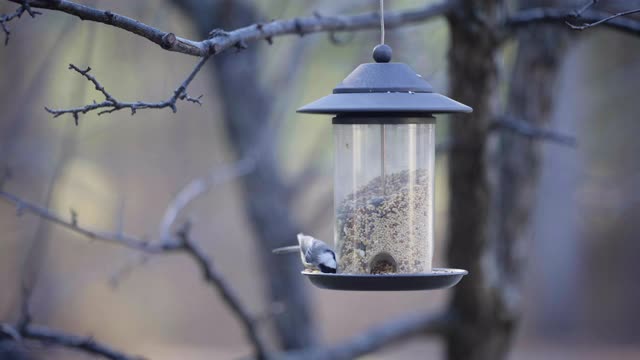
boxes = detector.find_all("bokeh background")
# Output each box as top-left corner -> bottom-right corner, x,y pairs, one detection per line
1,0 -> 639,359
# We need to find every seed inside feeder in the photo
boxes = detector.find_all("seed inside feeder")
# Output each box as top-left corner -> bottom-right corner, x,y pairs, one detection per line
336,169 -> 432,274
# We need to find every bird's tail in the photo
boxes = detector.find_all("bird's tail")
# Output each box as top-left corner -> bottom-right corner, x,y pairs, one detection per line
272,245 -> 300,254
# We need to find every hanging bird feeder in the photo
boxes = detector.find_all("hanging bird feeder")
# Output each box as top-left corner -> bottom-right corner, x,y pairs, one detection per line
297,44 -> 471,291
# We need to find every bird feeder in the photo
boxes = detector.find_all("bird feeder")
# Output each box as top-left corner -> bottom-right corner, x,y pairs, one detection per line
297,45 -> 470,291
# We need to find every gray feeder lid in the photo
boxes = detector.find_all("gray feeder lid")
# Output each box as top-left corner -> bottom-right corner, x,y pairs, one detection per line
298,44 -> 472,116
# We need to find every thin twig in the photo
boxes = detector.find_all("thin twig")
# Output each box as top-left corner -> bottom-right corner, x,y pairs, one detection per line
567,7 -> 640,30
0,189 -> 179,251
508,7 -> 640,36
490,116 -> 577,146
158,151 -> 260,242
157,120 -> 274,241
44,56 -> 209,122
0,1 -> 41,45
176,222 -> 269,359
6,0 -> 455,57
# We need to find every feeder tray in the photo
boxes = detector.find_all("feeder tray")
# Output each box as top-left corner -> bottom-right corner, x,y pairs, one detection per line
302,268 -> 467,291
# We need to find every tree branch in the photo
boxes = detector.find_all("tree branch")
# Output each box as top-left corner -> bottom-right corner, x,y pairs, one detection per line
158,149 -> 260,243
0,283 -> 145,360
0,189 -> 268,359
0,0 -> 41,45
562,0 -> 640,32
568,7 -> 640,31
1,0 -> 454,120
176,222 -> 269,359
156,112 -> 281,242
490,116 -> 577,146
0,189 -> 177,252
508,7 -> 640,36
280,312 -> 454,360
44,56 -> 209,122
6,0 -> 455,57
0,322 -> 145,360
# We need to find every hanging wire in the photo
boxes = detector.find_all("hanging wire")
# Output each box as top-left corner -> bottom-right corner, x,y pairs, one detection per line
380,0 -> 387,194
380,0 -> 385,44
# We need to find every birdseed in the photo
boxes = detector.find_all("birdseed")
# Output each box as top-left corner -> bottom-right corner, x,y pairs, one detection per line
336,169 -> 432,274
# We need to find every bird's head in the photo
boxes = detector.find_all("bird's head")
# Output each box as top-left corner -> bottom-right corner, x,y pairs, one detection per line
317,249 -> 337,273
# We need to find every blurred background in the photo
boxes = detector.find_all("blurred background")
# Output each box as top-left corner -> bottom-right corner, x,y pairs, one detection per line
1,0 -> 639,359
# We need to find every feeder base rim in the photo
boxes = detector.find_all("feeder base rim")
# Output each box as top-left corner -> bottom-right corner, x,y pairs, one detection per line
302,267 -> 468,291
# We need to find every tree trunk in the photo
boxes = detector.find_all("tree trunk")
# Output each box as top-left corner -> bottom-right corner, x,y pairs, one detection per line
445,0 -> 573,359
171,0 -> 316,350
498,0 -> 573,335
444,2 -> 502,358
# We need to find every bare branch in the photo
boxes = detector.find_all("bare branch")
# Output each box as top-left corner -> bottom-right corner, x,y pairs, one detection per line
0,279 -> 145,360
0,322 -> 145,360
158,136 -> 263,242
158,156 -> 259,242
45,56 -> 209,122
0,1 -> 41,45
490,116 -> 577,146
7,0 -> 454,57
0,189 -> 268,358
0,189 -> 178,252
176,222 -> 269,359
508,7 -> 640,36
567,7 -> 640,31
280,312 -> 454,360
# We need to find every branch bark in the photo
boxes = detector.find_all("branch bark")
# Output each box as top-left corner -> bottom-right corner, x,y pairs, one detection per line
6,0 -> 455,57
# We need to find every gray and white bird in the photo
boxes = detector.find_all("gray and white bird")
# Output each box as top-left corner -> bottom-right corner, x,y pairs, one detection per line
272,233 -> 337,273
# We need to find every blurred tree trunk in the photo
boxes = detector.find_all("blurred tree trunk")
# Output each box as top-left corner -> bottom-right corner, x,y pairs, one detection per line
444,1 -> 502,357
171,0 -> 315,350
498,0 -> 574,336
446,0 -> 573,359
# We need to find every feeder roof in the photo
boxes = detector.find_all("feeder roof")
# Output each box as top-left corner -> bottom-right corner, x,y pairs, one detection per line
298,45 -> 472,116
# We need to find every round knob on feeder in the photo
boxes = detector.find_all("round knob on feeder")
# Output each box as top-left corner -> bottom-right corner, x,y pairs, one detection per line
373,44 -> 392,63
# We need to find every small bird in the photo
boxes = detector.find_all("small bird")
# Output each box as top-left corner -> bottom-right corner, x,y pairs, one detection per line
272,233 -> 337,273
